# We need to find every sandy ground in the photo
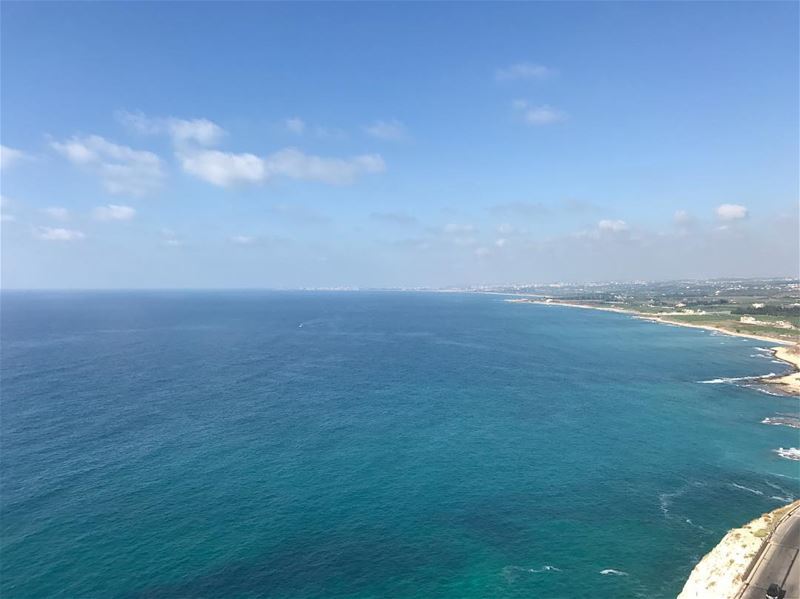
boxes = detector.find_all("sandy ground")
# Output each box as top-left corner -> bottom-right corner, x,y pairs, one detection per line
766,345 -> 800,396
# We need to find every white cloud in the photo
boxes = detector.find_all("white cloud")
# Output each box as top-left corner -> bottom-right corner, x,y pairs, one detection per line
496,63 -> 554,81
179,148 -> 385,187
364,119 -> 409,141
716,203 -> 748,221
266,149 -> 385,184
0,145 -> 27,169
118,111 -> 385,187
474,246 -> 491,257
93,204 -> 136,221
598,219 -> 629,232
168,118 -> 224,146
285,118 -> 306,135
230,235 -> 255,245
495,238 -> 508,247
51,135 -> 164,196
179,150 -> 266,186
164,239 -> 183,247
513,101 -> 566,125
117,111 -> 224,146
41,207 -> 70,221
34,226 -> 85,241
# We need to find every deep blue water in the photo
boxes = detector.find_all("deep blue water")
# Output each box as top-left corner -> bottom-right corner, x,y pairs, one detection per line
1,291 -> 798,599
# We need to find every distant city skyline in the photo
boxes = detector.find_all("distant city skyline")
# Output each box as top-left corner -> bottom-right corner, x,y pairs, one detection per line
1,2 -> 797,288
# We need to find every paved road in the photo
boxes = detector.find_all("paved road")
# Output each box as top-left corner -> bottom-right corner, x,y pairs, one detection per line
738,506 -> 800,599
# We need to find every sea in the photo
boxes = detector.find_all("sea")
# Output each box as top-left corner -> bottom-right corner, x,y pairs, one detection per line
1,291 -> 798,599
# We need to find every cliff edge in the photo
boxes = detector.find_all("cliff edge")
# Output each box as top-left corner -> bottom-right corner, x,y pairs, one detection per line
677,500 -> 800,599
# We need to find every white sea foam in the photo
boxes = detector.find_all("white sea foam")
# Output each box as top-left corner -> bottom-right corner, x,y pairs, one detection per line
532,565 -> 561,573
600,569 -> 629,576
755,388 -> 786,397
502,564 -> 561,577
761,416 -> 800,428
774,447 -> 800,461
730,483 -> 764,496
771,496 -> 794,503
698,373 -> 777,384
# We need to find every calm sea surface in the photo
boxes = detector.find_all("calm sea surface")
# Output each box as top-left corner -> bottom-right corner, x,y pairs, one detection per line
1,291 -> 797,598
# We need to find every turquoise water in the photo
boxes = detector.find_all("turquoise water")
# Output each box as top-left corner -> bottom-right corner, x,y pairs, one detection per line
1,291 -> 797,598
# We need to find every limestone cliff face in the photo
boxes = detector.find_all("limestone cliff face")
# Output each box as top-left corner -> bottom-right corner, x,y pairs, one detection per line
677,501 -> 799,599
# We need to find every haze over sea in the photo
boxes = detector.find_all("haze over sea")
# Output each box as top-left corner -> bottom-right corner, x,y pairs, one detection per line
1,291 -> 797,599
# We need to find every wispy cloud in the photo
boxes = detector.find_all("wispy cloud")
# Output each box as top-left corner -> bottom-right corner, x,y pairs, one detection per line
159,229 -> 184,247
179,148 -> 385,186
93,204 -> 136,221
0,145 -> 27,169
230,235 -> 256,245
716,203 -> 748,221
512,100 -> 566,125
673,210 -> 694,226
597,219 -> 629,233
370,212 -> 419,226
265,149 -> 385,184
50,134 -> 164,196
122,111 -> 385,187
117,111 -> 224,147
491,201 -> 550,218
284,118 -> 306,135
496,63 -> 555,82
179,150 -> 265,186
443,223 -> 476,234
34,226 -> 85,241
41,207 -> 70,221
364,119 -> 409,141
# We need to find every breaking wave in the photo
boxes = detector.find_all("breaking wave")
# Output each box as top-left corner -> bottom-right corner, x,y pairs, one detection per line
698,373 -> 777,384
774,447 -> 800,461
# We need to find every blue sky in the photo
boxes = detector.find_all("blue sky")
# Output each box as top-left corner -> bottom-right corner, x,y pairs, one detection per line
1,2 -> 797,288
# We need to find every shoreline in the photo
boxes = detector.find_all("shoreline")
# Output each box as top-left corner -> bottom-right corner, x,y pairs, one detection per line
677,500 -> 800,599
506,298 -> 800,396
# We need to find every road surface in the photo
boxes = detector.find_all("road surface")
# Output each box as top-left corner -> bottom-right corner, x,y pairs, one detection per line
738,505 -> 800,599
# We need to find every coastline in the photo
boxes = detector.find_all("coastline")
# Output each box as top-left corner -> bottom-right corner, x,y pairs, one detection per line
506,298 -> 800,396
677,500 -> 800,599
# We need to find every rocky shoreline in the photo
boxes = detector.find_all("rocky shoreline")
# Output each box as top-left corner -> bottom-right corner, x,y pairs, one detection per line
677,500 -> 800,599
